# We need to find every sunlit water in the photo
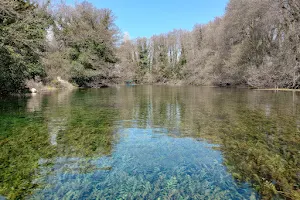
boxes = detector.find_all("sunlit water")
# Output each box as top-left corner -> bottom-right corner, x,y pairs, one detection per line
0,86 -> 299,199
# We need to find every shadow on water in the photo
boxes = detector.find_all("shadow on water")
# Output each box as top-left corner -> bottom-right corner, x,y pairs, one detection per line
0,86 -> 299,199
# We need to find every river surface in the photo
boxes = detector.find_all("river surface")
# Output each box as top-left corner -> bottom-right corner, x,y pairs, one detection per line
0,86 -> 299,199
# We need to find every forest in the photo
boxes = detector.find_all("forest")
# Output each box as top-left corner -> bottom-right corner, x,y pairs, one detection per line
0,0 -> 300,94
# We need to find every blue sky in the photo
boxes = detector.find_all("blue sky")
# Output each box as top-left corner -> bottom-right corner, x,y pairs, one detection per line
65,0 -> 229,39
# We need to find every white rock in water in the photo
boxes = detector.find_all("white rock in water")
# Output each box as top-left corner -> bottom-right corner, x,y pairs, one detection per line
30,88 -> 37,93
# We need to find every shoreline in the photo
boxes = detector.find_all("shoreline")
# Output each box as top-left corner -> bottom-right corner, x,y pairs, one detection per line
254,88 -> 300,92
3,85 -> 300,97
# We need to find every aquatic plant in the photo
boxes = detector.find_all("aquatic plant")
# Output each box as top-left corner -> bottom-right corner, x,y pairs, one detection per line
30,128 -> 257,200
219,109 -> 300,199
1,86 -> 300,199
0,113 -> 56,199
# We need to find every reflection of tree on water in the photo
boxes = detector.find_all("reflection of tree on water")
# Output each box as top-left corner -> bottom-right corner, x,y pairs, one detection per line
31,89 -> 119,157
0,90 -> 118,199
36,89 -> 119,178
44,90 -> 74,147
41,87 -> 300,199
185,89 -> 300,199
1,87 -> 300,199
220,109 -> 300,199
26,91 -> 73,147
116,86 -> 300,199
32,90 -> 120,198
116,86 -> 185,136
48,118 -> 66,146
0,97 -> 56,199
26,94 -> 42,112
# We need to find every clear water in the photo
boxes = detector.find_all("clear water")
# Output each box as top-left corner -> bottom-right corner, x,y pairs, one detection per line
0,86 -> 299,199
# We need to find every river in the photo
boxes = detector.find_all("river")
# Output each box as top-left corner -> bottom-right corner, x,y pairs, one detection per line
0,86 -> 299,199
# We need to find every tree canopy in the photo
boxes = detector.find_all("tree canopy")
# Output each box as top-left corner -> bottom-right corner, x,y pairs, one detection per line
0,0 -> 300,94
0,0 -> 50,94
119,0 -> 300,89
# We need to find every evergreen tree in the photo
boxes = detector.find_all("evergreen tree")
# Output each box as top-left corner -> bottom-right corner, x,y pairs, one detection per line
0,0 -> 50,94
136,38 -> 149,82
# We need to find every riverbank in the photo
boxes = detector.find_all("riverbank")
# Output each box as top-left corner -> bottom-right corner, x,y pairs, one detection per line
25,77 -> 76,95
122,81 -> 300,92
254,88 -> 300,92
